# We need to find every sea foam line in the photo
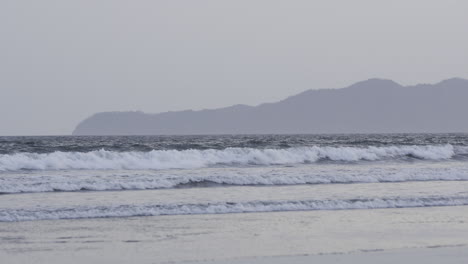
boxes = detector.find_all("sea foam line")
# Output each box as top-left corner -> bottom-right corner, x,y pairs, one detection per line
0,144 -> 461,171
2,165 -> 468,194
1,196 -> 468,222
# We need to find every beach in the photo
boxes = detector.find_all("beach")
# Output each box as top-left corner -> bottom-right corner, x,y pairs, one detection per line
3,0 -> 468,262
2,205 -> 468,263
1,134 -> 468,263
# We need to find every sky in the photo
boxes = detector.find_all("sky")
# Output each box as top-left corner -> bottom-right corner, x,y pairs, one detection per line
1,0 -> 467,135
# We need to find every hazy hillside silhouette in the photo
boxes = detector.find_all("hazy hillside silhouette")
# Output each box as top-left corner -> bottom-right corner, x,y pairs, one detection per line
73,78 -> 468,135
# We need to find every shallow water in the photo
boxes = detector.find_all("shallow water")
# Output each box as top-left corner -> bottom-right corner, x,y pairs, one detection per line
1,206 -> 468,263
1,134 -> 468,262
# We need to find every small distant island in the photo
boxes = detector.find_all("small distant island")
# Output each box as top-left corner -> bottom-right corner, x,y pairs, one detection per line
73,78 -> 468,135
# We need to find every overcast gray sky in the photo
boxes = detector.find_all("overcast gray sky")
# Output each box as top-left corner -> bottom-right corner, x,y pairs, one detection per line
1,0 -> 467,135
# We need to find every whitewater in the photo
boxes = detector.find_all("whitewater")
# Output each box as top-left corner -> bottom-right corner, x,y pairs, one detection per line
0,144 -> 466,171
1,134 -> 468,222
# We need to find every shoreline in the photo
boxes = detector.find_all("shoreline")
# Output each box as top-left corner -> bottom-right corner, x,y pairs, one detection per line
2,205 -> 468,263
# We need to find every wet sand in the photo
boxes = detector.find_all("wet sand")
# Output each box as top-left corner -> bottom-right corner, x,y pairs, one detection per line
201,246 -> 468,264
1,205 -> 468,263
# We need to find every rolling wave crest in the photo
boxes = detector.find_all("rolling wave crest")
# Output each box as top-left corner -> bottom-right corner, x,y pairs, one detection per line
0,145 -> 463,171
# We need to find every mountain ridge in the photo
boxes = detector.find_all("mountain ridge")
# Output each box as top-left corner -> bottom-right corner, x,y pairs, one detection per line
73,78 -> 468,135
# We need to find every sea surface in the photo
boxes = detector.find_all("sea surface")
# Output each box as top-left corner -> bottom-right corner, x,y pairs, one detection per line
1,134 -> 468,222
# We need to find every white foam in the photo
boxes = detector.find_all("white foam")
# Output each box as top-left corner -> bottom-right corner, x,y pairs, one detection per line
2,153 -> 468,194
0,145 -> 458,171
1,164 -> 468,194
1,196 -> 467,222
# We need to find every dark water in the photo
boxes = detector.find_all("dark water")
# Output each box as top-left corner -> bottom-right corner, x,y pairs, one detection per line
1,134 -> 468,154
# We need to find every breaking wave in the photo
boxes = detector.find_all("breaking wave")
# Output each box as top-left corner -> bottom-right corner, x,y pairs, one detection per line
2,196 -> 468,222
0,145 -> 463,171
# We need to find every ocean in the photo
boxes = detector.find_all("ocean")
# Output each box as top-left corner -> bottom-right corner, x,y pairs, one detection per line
1,134 -> 468,263
1,134 -> 468,221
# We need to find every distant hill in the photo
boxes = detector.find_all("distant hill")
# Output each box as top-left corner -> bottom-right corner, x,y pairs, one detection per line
72,78 -> 468,135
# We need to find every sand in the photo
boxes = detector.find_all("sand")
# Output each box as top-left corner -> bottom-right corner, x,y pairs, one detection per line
200,246 -> 468,264
1,206 -> 468,263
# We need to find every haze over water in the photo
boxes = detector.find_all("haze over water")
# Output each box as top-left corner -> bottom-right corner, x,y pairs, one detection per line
2,1 -> 468,263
